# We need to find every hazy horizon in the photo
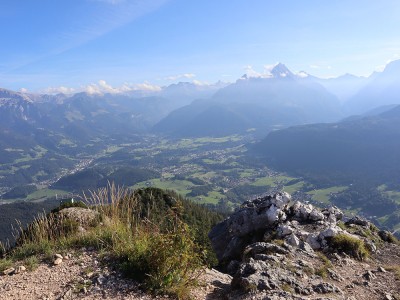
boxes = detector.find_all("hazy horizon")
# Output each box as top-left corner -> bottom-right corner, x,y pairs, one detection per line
1,0 -> 400,93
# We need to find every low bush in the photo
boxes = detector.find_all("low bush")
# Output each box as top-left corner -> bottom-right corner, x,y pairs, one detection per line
384,265 -> 400,280
24,255 -> 39,271
330,234 -> 369,260
315,252 -> 332,278
119,220 -> 202,297
7,185 -> 218,299
0,258 -> 12,272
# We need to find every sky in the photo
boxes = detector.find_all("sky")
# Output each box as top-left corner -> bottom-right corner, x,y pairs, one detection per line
1,0 -> 400,93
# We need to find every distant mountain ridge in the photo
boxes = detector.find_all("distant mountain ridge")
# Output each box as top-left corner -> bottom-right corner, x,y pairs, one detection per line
154,63 -> 343,137
0,83 -> 223,190
254,103 -> 400,183
1,59 -> 400,167
344,59 -> 400,114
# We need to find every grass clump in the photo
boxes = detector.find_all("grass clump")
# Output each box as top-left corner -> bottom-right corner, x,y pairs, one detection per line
330,234 -> 369,260
6,184 -> 220,299
24,255 -> 39,271
272,239 -> 285,247
281,283 -> 293,293
12,240 -> 53,261
315,252 -> 332,279
118,220 -> 202,297
385,265 -> 400,281
337,221 -> 347,231
302,265 -> 314,276
385,232 -> 399,244
0,258 -> 12,272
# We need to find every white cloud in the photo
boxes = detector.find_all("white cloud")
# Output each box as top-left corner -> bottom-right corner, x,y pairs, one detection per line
19,88 -> 29,93
310,65 -> 321,69
42,80 -> 161,95
263,63 -> 278,73
192,80 -> 210,86
42,86 -> 76,94
296,71 -> 309,78
244,65 -> 262,77
375,65 -> 386,72
84,80 -> 161,94
244,64 -> 279,78
164,73 -> 196,81
129,82 -> 162,92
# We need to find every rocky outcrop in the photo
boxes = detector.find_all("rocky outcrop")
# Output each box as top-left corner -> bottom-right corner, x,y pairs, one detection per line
209,192 -> 345,264
57,207 -> 100,230
209,192 -> 399,299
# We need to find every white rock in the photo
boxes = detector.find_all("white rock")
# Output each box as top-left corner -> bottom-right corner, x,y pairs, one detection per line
299,230 -> 310,239
14,266 -> 26,274
327,214 -> 337,224
306,233 -> 321,250
309,209 -> 324,221
277,224 -> 293,237
293,202 -> 314,220
319,226 -> 339,239
266,205 -> 281,224
291,201 -> 302,214
286,233 -> 300,247
54,258 -> 63,265
55,254 -> 63,259
2,267 -> 15,275
271,192 -> 291,209
328,206 -> 343,220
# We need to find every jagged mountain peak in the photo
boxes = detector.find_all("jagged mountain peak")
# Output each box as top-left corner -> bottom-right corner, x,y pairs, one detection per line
0,88 -> 33,105
270,62 -> 294,78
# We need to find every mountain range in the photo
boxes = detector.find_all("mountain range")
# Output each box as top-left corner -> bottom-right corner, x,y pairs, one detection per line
154,63 -> 343,137
1,60 -> 400,190
254,104 -> 400,184
1,60 -> 400,142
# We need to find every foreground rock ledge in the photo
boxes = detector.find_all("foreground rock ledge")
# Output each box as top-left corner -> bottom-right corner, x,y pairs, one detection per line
209,192 -> 400,299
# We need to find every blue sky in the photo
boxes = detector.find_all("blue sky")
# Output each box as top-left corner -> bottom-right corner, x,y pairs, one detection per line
1,0 -> 400,92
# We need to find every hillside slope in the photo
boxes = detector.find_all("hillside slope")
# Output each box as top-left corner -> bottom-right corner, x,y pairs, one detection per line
254,104 -> 400,184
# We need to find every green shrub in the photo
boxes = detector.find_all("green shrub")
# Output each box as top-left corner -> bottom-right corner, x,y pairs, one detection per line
315,252 -> 332,278
384,265 -> 400,280
386,233 -> 399,244
24,255 -> 39,271
281,283 -> 293,293
0,258 -> 12,272
337,221 -> 347,231
118,220 -> 202,298
8,185 -> 217,299
59,219 -> 80,236
12,240 -> 53,260
330,234 -> 369,260
272,239 -> 285,247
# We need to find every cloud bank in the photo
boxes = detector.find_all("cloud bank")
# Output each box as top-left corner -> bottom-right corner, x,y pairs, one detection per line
42,80 -> 161,95
164,73 -> 196,81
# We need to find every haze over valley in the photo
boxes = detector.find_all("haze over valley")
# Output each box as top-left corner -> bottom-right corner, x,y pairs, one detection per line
1,59 -> 400,242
